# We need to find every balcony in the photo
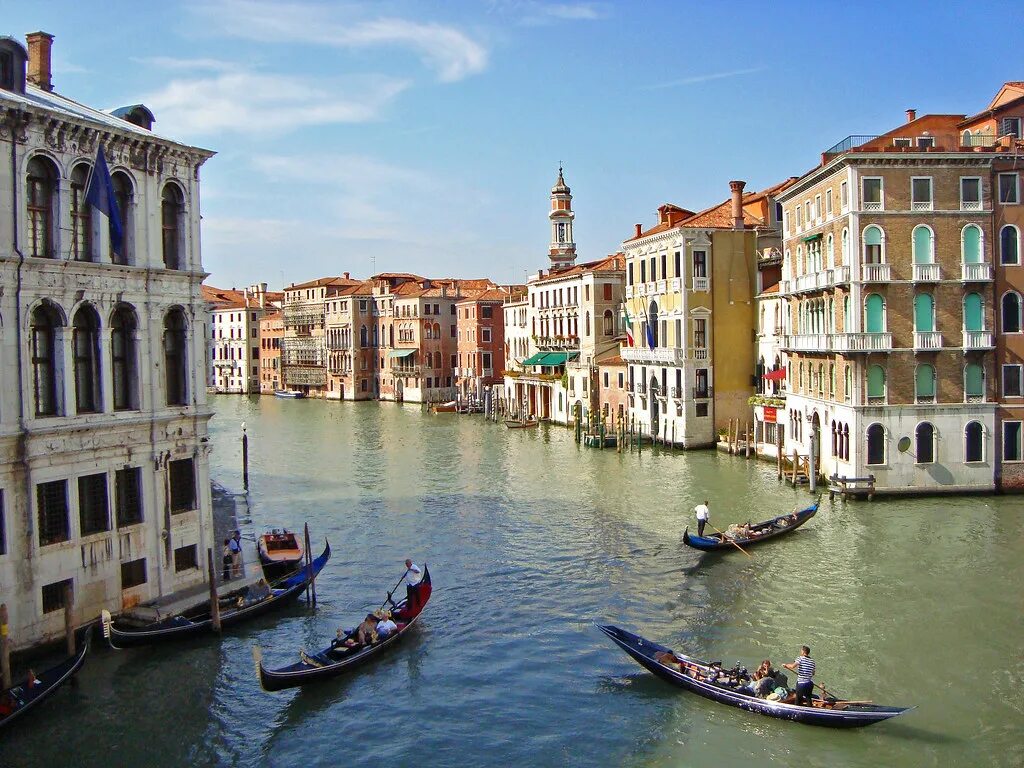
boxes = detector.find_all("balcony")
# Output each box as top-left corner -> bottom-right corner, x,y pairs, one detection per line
691,347 -> 709,361
962,263 -> 993,282
783,334 -> 830,352
862,263 -> 890,282
621,346 -> 685,365
693,276 -> 710,292
830,332 -> 892,353
636,383 -> 647,395
823,134 -> 880,157
656,279 -> 667,293
913,263 -> 941,282
962,330 -> 994,349
670,387 -> 681,398
832,265 -> 850,285
692,387 -> 712,400
913,332 -> 943,351
625,285 -> 634,299
284,366 -> 327,386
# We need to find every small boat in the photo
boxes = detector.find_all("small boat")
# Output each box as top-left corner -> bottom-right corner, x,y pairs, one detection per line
683,500 -> 818,552
258,529 -> 304,580
597,625 -> 912,728
0,626 -> 92,730
505,419 -> 539,429
101,542 -> 330,649
255,564 -> 432,692
274,390 -> 305,399
431,400 -> 457,413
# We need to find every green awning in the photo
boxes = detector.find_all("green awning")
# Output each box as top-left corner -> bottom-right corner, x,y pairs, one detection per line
538,352 -> 579,365
802,233 -> 822,242
521,352 -> 549,365
388,349 -> 415,359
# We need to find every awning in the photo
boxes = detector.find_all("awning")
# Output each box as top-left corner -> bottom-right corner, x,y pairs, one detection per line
539,352 -> 580,365
521,352 -> 548,366
763,368 -> 787,381
801,233 -> 822,242
388,349 -> 415,359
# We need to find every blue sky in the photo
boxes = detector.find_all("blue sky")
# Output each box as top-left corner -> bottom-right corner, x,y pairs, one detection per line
7,0 -> 1023,288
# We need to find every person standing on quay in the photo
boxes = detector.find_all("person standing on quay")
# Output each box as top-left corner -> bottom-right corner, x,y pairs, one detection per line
230,530 -> 243,578
694,500 -> 710,537
222,538 -> 233,581
784,646 -> 816,707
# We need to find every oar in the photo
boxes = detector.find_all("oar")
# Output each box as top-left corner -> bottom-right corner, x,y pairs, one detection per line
381,569 -> 410,609
708,522 -> 752,558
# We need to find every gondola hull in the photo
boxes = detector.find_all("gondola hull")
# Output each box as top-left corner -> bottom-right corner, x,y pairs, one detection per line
598,625 -> 911,728
505,420 -> 538,429
256,565 -> 432,692
103,542 -> 330,648
0,626 -> 91,730
683,502 -> 818,552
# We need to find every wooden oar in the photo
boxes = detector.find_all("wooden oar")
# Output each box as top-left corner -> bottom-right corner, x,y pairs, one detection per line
708,522 -> 752,558
381,569 -> 410,610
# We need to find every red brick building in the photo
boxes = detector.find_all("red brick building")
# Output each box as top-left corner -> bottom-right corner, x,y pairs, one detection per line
456,288 -> 510,402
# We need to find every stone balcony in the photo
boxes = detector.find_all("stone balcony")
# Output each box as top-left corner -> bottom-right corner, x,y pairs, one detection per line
913,263 -> 941,282
862,263 -> 891,282
961,263 -> 993,281
780,266 -> 850,295
962,330 -> 994,349
621,346 -> 686,365
913,331 -> 943,350
783,333 -> 893,353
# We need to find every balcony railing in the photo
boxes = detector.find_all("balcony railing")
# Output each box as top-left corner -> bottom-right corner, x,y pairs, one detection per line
636,383 -> 647,395
625,285 -> 634,299
962,263 -> 993,281
914,332 -> 943,350
862,263 -> 890,282
963,330 -> 994,349
693,276 -> 710,292
284,366 -> 327,386
692,387 -> 712,399
961,133 -> 996,148
691,347 -> 709,360
621,347 -> 685,365
823,134 -> 879,156
783,334 -> 830,352
913,263 -> 941,282
670,387 -> 681,398
392,366 -> 421,378
833,265 -> 851,284
911,200 -> 933,211
831,332 -> 893,353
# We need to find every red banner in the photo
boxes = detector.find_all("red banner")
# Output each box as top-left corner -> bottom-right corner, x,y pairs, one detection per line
763,406 -> 777,423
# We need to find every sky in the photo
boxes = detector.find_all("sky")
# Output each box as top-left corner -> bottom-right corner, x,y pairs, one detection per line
6,0 -> 1023,289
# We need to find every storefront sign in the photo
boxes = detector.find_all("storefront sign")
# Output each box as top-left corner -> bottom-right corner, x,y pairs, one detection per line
763,406 -> 777,423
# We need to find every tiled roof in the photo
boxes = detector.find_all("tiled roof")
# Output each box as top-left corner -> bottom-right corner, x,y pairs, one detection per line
370,272 -> 426,282
201,284 -> 247,309
286,276 -> 361,291
335,281 -> 375,296
598,355 -> 626,367
759,282 -> 780,295
537,252 -> 625,282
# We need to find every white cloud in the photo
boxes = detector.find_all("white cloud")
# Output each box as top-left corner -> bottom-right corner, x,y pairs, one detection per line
487,1 -> 609,25
135,56 -> 240,73
191,0 -> 488,82
644,67 -> 765,90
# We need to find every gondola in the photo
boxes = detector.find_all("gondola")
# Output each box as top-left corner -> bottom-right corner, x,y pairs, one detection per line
258,528 -> 305,580
682,500 -> 818,551
101,541 -> 331,649
0,626 -> 92,730
504,419 -> 539,429
597,625 -> 912,728
254,564 -> 432,692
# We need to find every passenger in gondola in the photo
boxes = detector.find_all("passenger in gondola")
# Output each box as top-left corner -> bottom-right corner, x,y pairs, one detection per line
344,614 -> 379,647
375,610 -> 397,640
752,659 -> 779,697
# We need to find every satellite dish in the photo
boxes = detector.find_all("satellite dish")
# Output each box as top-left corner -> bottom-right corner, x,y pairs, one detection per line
897,436 -> 912,453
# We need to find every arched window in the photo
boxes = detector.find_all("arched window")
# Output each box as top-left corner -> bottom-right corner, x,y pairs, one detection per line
965,421 -> 984,462
965,362 -> 984,402
27,155 -> 58,259
71,163 -> 95,262
826,233 -> 834,266
866,423 -> 885,466
110,171 -> 133,265
841,228 -> 849,265
111,305 -> 138,410
842,423 -> 850,460
844,366 -> 852,402
1001,226 -> 1020,266
359,325 -> 367,347
163,308 -> 188,406
964,293 -> 984,332
867,364 -> 886,402
829,363 -> 835,398
31,302 -> 63,416
912,225 -> 933,264
865,293 -> 885,333
647,301 -> 658,346
603,309 -> 613,336
161,184 -> 184,270
915,364 -> 936,403
916,422 -> 935,464
817,363 -> 824,396
798,362 -> 805,390
72,304 -> 102,413
962,129 -> 972,145
1002,292 -> 1022,334
914,293 -> 934,332
585,311 -> 591,337
433,322 -> 441,339
863,225 -> 884,264
962,224 -> 982,264
426,352 -> 433,368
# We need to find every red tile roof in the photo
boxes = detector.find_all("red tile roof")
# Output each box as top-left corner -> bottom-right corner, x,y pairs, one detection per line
286,276 -> 362,291
537,253 -> 625,282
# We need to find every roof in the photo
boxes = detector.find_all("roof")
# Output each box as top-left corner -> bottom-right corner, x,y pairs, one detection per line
536,253 -> 625,283
201,285 -> 248,309
598,355 -> 626,367
759,282 -> 780,295
335,281 -> 375,297
370,272 -> 426,282
286,276 -> 361,291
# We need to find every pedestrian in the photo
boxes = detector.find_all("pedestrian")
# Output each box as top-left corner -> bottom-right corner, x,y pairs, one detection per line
783,645 -> 816,707
694,500 -> 710,537
222,538 -> 232,581
230,530 -> 243,578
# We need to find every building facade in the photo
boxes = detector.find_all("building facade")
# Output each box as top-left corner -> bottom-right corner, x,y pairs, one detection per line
456,289 -> 509,402
258,311 -> 283,394
281,276 -> 358,397
204,283 -> 275,394
0,33 -> 216,649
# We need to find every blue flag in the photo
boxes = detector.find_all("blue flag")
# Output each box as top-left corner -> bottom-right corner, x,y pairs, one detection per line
85,146 -> 123,257
645,322 -> 656,350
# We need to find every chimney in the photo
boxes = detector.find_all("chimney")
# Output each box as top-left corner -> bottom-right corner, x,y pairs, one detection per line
26,32 -> 54,92
905,109 -> 916,123
729,180 -> 746,230
634,223 -> 642,238
343,272 -> 350,280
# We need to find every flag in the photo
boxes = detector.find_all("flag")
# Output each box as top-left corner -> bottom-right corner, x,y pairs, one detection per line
622,307 -> 634,347
645,322 -> 656,350
85,146 -> 123,257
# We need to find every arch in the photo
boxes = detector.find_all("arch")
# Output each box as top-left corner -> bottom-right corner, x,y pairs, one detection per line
109,170 -> 134,265
163,307 -> 189,406
912,224 -> 934,264
433,322 -> 441,339
965,421 -> 984,462
1002,291 -> 1022,334
826,233 -> 834,266
30,300 -> 64,416
867,364 -> 886,401
161,182 -> 185,270
962,128 -> 972,144
840,227 -> 849,265
866,423 -> 885,465
647,301 -> 658,346
70,162 -> 95,262
965,362 -> 984,400
359,325 -> 367,347
72,303 -> 102,413
865,293 -> 884,333
111,304 -> 139,411
914,293 -> 934,332
844,366 -> 852,401
26,154 -> 59,259
964,292 -> 984,332
862,225 -> 884,264
915,363 -> 936,402
842,423 -> 850,460
603,309 -> 613,336
916,422 -> 935,463
961,224 -> 983,264
1000,225 -> 1020,266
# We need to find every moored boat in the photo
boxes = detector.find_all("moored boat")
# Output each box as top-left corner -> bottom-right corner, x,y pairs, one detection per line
505,419 -> 539,429
597,625 -> 912,728
683,500 -> 818,552
258,528 -> 304,579
101,542 -> 330,649
274,390 -> 305,399
431,400 -> 457,413
0,626 -> 92,730
255,564 -> 432,692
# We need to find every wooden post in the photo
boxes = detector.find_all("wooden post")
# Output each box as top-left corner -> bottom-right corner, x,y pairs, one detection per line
208,548 -> 221,633
671,420 -> 676,448
809,422 -> 818,493
745,421 -> 751,458
792,449 -> 798,485
304,522 -> 316,605
776,426 -> 783,480
63,582 -> 75,655
0,603 -> 11,689
242,422 -> 249,491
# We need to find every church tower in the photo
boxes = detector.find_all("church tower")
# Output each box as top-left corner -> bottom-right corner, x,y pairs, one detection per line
548,166 -> 577,272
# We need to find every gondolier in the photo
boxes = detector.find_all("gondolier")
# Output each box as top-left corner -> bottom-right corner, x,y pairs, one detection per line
694,500 -> 710,537
784,646 -> 816,707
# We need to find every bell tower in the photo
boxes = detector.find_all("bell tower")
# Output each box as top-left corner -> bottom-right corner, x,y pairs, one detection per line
548,165 -> 576,272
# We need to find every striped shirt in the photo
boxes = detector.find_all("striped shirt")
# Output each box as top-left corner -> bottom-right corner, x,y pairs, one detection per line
795,656 -> 815,683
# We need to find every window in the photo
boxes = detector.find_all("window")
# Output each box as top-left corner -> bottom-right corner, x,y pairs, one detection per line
1003,364 -> 1023,397
914,293 -> 934,332
693,318 -> 707,348
169,458 -> 196,513
814,194 -> 822,221
962,225 -> 982,264
603,310 -> 613,336
999,173 -> 1019,204
1001,117 -> 1022,138
115,466 -> 143,528
911,178 -> 933,210
627,263 -> 634,286
111,172 -> 132,264
73,305 -> 102,414
1003,292 -> 1022,333
31,302 -> 63,417
866,423 -> 885,465
916,422 -> 935,463
1001,226 -> 1020,265
42,579 -> 73,614
78,473 -> 110,536
867,364 -> 886,402
164,308 -> 188,406
174,544 -> 198,572
640,261 -> 646,283
840,180 -> 848,209
27,155 -> 57,258
121,558 -> 147,589
965,363 -> 985,402
863,226 -> 884,263
693,251 -> 707,278
960,177 -> 981,210
695,402 -> 709,417
603,283 -> 612,301
892,137 -> 912,148
912,226 -> 933,264
37,479 -> 69,546
482,352 -> 491,370
964,293 -> 984,332
673,251 -> 681,277
865,293 -> 885,333
481,306 -> 493,319
1003,421 -> 1022,462
825,189 -> 833,216
617,372 -> 624,388
795,205 -> 802,229
916,136 -> 935,148
862,177 -> 883,209
965,422 -> 984,462
915,364 -> 936,403
161,184 -> 184,269
71,164 -> 94,261
481,328 -> 491,343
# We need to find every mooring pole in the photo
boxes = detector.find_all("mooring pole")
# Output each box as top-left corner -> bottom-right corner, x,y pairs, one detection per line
809,423 -> 818,493
208,548 -> 221,633
63,583 -> 75,655
241,421 -> 249,491
0,603 -> 11,689
304,522 -> 316,606
776,426 -> 783,480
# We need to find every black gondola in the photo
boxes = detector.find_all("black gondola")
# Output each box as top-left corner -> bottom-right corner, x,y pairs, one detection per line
255,564 -> 432,692
597,625 -> 912,728
683,500 -> 818,551
0,626 -> 92,730
101,541 -> 331,649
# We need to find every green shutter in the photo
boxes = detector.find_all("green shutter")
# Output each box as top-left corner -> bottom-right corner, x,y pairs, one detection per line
965,363 -> 984,396
964,293 -> 983,331
864,226 -> 882,246
963,225 -> 981,264
914,293 -> 934,332
865,294 -> 884,333
867,365 -> 885,398
916,364 -> 935,398
913,226 -> 933,264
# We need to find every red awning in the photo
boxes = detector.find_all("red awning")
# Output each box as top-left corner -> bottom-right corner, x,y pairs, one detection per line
763,368 -> 787,381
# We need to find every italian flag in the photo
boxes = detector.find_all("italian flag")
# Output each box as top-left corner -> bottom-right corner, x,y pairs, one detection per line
622,307 -> 634,347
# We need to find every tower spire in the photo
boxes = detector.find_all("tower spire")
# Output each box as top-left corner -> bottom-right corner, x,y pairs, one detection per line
548,165 -> 576,272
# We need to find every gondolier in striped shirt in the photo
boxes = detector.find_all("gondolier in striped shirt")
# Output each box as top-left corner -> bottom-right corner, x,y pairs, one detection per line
783,646 -> 816,707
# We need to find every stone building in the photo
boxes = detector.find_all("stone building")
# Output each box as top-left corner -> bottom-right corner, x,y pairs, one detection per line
325,280 -> 376,400
456,288 -> 511,402
0,33 -> 215,649
258,311 -> 283,394
203,282 -> 277,394
281,275 -> 359,397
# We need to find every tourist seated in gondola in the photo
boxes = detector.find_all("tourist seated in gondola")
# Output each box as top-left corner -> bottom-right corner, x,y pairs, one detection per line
654,651 -> 684,671
375,610 -> 397,640
344,614 -> 379,647
751,659 -> 780,697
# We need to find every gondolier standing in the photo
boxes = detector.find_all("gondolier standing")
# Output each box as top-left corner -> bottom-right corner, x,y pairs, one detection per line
784,646 -> 816,707
694,500 -> 710,537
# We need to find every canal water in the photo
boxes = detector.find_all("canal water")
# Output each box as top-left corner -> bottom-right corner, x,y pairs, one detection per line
2,396 -> 1022,767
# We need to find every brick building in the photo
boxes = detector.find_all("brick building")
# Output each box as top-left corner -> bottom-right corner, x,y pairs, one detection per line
456,288 -> 510,402
258,311 -> 283,394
